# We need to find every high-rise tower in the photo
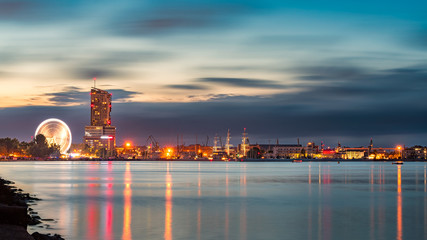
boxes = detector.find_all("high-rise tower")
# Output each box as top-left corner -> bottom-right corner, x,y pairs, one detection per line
90,88 -> 112,126
84,86 -> 116,158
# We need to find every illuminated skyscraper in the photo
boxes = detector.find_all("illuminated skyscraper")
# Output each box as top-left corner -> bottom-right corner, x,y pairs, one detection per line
90,88 -> 112,126
84,87 -> 116,157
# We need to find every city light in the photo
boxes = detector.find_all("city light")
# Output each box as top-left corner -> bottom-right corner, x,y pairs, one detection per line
101,136 -> 113,139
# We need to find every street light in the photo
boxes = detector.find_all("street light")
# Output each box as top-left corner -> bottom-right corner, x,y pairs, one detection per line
397,145 -> 402,159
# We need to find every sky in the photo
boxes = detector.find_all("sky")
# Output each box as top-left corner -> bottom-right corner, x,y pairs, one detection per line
1,0 -> 427,147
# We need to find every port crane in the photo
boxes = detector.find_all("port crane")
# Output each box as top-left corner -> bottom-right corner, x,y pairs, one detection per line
146,135 -> 160,153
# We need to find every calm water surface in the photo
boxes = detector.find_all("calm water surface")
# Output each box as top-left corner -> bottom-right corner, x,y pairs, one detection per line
0,161 -> 426,240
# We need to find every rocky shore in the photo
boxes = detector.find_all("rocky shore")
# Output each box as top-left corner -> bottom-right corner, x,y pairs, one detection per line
0,177 -> 64,240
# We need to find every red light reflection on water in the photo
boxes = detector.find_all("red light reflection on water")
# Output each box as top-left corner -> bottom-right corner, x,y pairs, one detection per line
322,167 -> 331,184
105,183 -> 113,240
396,165 -> 402,240
86,164 -> 100,240
105,161 -> 114,240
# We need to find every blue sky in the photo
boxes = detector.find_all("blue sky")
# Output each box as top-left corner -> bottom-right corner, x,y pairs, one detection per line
1,0 -> 427,147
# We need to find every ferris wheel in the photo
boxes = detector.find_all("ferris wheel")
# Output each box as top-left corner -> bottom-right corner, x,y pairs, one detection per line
35,118 -> 72,154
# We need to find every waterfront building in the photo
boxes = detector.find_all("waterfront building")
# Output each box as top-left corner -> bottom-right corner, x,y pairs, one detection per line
342,149 -> 365,159
403,146 -> 427,159
248,143 -> 304,159
304,142 -> 319,158
180,144 -> 213,159
335,147 -> 395,159
273,144 -> 303,159
84,87 -> 116,157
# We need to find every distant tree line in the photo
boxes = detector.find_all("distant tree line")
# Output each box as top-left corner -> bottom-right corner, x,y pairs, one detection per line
0,134 -> 60,158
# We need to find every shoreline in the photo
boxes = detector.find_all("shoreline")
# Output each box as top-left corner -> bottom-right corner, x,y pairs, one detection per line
0,158 -> 425,162
0,177 -> 64,240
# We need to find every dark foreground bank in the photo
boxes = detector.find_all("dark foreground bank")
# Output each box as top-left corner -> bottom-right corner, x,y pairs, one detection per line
0,177 -> 64,240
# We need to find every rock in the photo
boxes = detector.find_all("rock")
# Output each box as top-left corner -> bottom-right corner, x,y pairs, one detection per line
0,204 -> 28,227
0,177 -> 62,240
0,224 -> 34,240
31,232 -> 65,240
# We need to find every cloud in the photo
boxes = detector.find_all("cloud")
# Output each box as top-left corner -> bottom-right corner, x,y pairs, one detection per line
287,64 -> 427,108
251,34 -> 344,48
43,86 -> 142,105
404,28 -> 427,50
0,1 -> 35,19
166,84 -> 209,90
295,65 -> 368,82
95,50 -> 173,66
65,50 -> 173,80
197,77 -> 286,89
0,0 -> 89,22
108,89 -> 142,102
70,68 -> 120,80
113,2 -> 251,36
44,86 -> 88,104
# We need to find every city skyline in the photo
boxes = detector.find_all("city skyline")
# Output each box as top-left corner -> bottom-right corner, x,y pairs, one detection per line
1,1 -> 427,147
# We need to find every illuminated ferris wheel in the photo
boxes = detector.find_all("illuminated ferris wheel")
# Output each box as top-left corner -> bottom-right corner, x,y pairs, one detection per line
35,118 -> 72,154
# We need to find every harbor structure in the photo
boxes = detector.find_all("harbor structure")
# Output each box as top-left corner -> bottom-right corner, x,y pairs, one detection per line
225,129 -> 233,156
239,128 -> 249,157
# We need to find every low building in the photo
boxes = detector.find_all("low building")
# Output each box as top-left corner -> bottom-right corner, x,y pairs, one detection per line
84,126 -> 116,156
273,144 -> 303,159
321,149 -> 339,159
342,149 -> 366,159
403,146 -> 427,159
304,142 -> 319,158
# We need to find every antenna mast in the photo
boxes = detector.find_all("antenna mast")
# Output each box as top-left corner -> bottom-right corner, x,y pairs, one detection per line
225,129 -> 232,156
241,128 -> 249,157
213,134 -> 219,153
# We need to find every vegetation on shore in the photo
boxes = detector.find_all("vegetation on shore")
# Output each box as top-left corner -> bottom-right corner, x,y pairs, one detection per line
0,134 -> 59,158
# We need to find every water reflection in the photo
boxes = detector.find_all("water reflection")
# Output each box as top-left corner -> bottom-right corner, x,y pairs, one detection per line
104,162 -> 114,240
424,166 -> 426,193
239,201 -> 247,240
240,164 -> 247,197
122,162 -> 132,240
86,164 -> 100,240
164,163 -> 172,240
370,166 -> 374,192
308,164 -> 312,196
320,166 -> 332,240
198,163 -> 201,197
225,164 -> 229,240
197,202 -> 201,240
240,164 -> 247,240
396,165 -> 402,240
1,161 -> 427,240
